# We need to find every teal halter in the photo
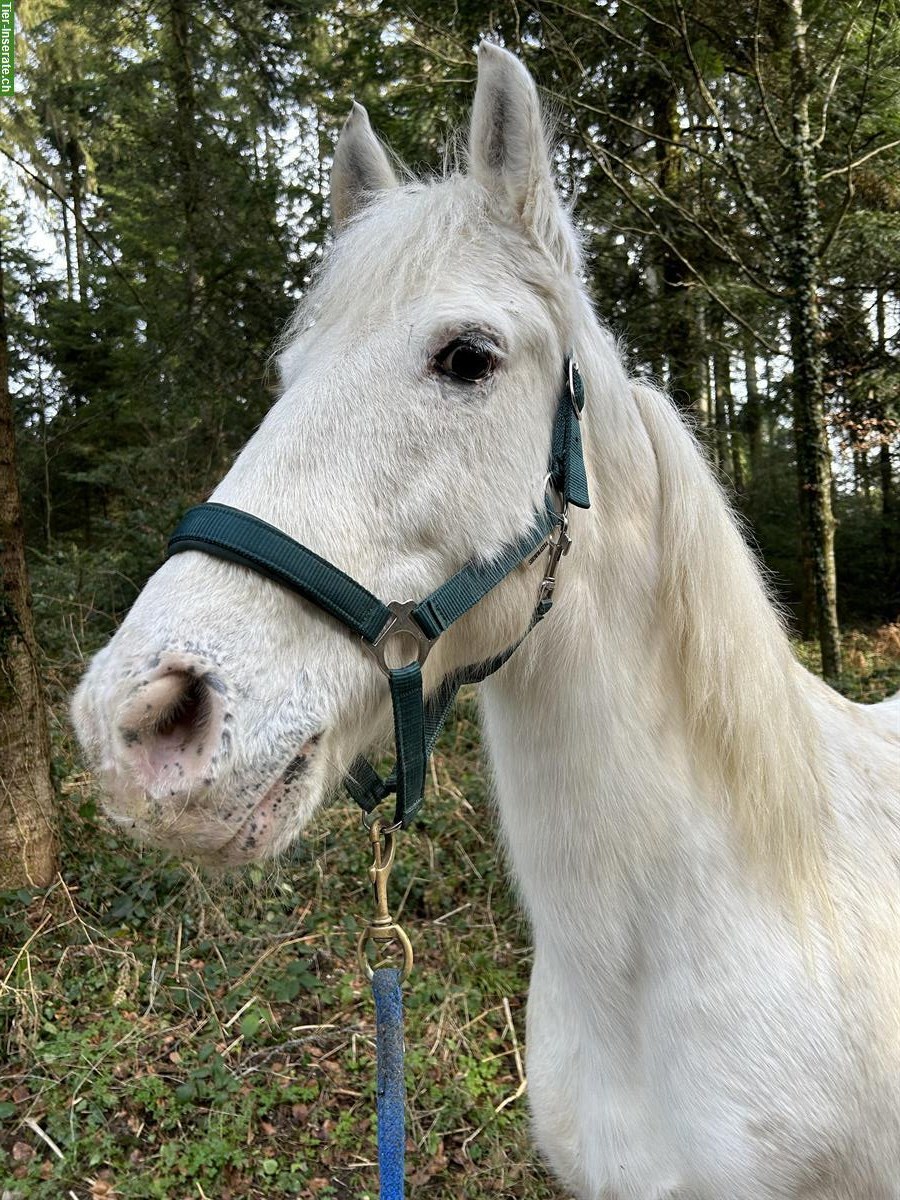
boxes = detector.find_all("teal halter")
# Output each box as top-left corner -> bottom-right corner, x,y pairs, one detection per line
167,358 -> 589,829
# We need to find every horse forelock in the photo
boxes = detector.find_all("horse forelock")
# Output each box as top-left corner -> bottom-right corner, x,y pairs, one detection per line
276,173 -> 582,392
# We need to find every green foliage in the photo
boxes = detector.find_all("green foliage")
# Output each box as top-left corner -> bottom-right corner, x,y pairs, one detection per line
4,0 -> 897,634
795,625 -> 900,703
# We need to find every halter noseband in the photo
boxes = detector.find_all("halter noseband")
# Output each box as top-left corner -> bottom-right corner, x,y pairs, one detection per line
166,357 -> 589,829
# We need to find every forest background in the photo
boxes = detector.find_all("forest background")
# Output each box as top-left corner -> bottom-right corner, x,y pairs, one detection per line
0,2 -> 898,1197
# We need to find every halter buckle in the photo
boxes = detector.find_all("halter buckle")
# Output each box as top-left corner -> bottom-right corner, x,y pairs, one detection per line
363,600 -> 437,678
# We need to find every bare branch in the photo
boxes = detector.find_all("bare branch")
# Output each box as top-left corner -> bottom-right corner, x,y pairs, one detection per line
540,80 -> 740,175
672,0 -> 781,247
753,0 -> 790,151
615,0 -> 681,37
0,147 -> 149,314
578,137 -> 782,355
535,27 -> 783,298
581,133 -> 782,298
835,0 -> 884,166
812,5 -> 860,149
819,179 -> 855,263
818,138 -> 900,182
397,11 -> 473,68
537,0 -> 678,82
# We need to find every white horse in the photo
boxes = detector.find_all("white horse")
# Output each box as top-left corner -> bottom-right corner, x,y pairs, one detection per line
73,43 -> 900,1200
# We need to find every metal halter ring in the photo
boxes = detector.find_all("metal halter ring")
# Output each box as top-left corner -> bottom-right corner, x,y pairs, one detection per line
361,809 -> 402,835
357,923 -> 414,983
362,600 -> 437,679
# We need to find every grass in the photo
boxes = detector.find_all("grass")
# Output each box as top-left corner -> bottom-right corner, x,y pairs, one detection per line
2,684 -> 565,1200
1,622 -> 897,1199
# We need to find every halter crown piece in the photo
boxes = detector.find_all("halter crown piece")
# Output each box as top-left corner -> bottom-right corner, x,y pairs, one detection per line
166,357 -> 589,831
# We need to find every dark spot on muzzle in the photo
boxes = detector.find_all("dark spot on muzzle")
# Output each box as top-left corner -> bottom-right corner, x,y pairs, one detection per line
284,753 -> 310,786
204,672 -> 227,696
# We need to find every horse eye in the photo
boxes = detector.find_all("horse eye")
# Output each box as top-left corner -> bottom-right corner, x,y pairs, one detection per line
436,338 -> 496,383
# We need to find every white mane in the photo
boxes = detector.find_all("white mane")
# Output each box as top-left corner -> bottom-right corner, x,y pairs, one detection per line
631,379 -> 829,898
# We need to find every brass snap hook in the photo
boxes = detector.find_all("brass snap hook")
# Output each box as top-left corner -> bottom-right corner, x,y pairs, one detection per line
357,816 -> 414,981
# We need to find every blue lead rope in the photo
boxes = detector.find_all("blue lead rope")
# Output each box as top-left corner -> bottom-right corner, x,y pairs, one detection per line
372,968 -> 406,1199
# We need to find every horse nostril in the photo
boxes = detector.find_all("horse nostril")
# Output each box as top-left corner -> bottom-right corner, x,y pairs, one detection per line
119,663 -> 227,792
150,673 -> 209,744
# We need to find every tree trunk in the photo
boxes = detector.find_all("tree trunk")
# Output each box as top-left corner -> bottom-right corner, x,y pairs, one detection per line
61,197 -> 74,301
711,319 -> 744,494
650,60 -> 704,413
853,446 -> 870,500
726,393 -> 745,496
37,350 -> 51,547
695,303 -> 712,449
0,233 -> 58,889
67,139 -> 88,302
664,271 -> 703,413
699,351 -> 711,433
875,290 -> 896,598
787,0 -> 842,679
878,435 -> 893,522
170,0 -> 200,318
644,264 -> 667,383
709,303 -> 731,482
743,332 -> 764,486
713,341 -> 729,478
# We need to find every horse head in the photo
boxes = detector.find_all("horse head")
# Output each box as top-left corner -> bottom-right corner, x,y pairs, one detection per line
72,45 -> 600,864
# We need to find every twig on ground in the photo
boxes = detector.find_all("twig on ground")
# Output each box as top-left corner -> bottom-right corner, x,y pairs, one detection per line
23,1116 -> 65,1161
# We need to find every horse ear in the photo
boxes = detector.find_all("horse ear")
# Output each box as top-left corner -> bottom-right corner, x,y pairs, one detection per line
332,102 -> 398,231
469,43 -> 574,266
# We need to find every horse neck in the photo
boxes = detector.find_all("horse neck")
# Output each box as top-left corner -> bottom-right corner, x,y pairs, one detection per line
480,321 -> 826,934
480,379 -> 686,924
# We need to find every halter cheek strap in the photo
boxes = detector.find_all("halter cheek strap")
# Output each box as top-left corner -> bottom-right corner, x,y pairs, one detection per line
166,357 -> 589,828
